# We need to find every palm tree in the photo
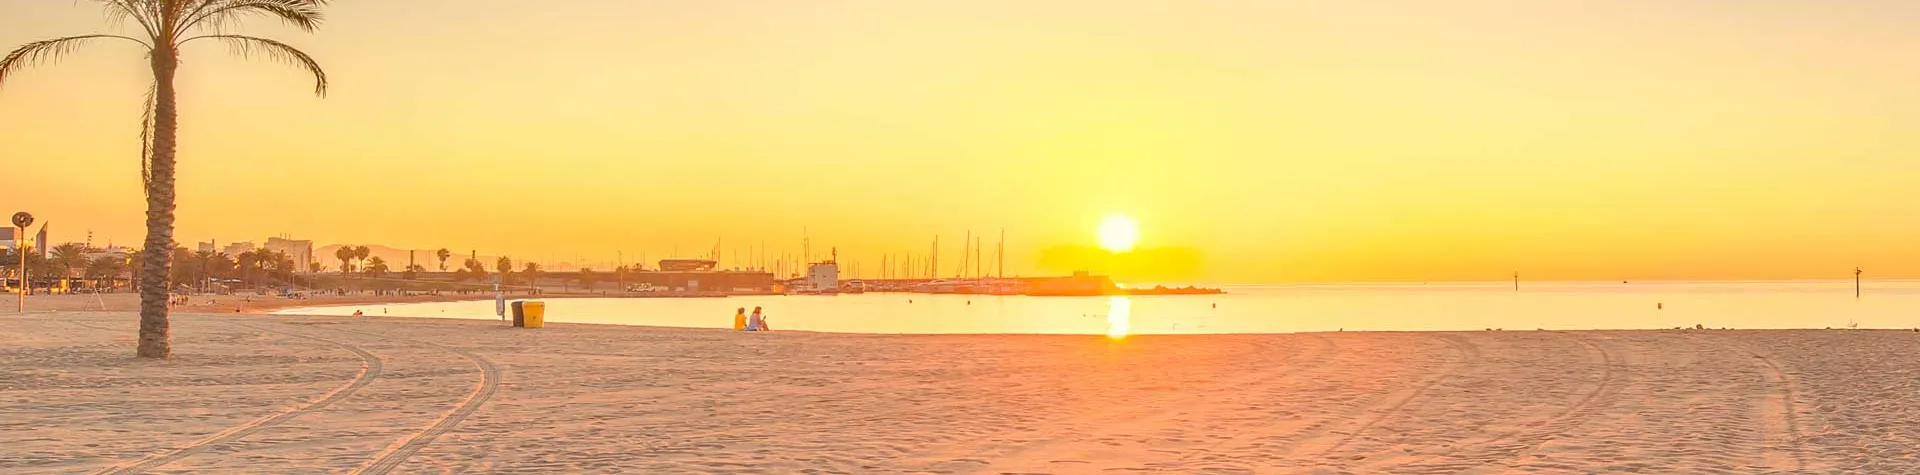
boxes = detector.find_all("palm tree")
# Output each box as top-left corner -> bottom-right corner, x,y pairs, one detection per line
87,256 -> 128,290
460,258 -> 486,282
579,268 -> 597,292
49,243 -> 92,282
168,247 -> 194,290
268,250 -> 294,281
209,252 -> 236,283
125,249 -> 143,291
1,248 -> 17,289
522,262 -> 542,290
436,248 -> 451,271
2,0 -> 331,358
190,249 -> 215,291
364,256 -> 389,276
352,245 -> 371,272
236,249 -> 261,288
334,246 -> 355,274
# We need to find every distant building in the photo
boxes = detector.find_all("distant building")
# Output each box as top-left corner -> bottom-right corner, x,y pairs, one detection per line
264,237 -> 314,272
658,259 -> 717,272
222,242 -> 256,257
0,227 -> 15,251
628,269 -> 774,293
197,241 -> 217,253
82,247 -> 130,269
806,261 -> 839,292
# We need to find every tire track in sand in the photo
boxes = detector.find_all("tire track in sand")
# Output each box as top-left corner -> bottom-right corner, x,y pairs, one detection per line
1314,333 -> 1483,459
1747,344 -> 1808,472
1693,333 -> 1807,472
1384,331 -> 1620,473
901,334 -> 1333,470
97,321 -> 385,475
329,326 -> 501,475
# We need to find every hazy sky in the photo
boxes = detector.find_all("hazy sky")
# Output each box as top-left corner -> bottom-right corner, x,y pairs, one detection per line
5,0 -> 1920,282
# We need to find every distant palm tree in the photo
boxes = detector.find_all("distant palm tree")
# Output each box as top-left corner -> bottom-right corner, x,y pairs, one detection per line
190,249 -> 215,291
210,252 -> 236,282
365,256 -> 389,276
0,247 -> 14,282
352,245 -> 371,272
579,268 -> 597,292
1,0 -> 332,358
87,255 -> 128,290
125,249 -> 143,291
335,246 -> 356,274
49,243 -> 92,281
167,247 -> 194,290
522,262 -> 542,290
268,250 -> 294,280
436,248 -> 451,271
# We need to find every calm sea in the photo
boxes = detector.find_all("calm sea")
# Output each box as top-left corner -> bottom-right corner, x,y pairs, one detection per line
275,281 -> 1920,335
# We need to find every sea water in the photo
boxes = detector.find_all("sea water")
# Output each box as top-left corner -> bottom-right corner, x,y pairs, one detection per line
276,281 -> 1920,335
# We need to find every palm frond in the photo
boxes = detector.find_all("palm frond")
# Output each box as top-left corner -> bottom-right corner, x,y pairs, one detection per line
182,0 -> 327,35
140,81 -> 158,196
0,34 -> 151,88
181,34 -> 327,96
96,0 -> 162,39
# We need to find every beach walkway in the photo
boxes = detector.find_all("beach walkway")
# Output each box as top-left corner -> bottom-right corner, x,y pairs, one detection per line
3,312 -> 1916,473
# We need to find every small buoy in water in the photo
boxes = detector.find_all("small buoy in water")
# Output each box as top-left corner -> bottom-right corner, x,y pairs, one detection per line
1657,303 -> 1663,310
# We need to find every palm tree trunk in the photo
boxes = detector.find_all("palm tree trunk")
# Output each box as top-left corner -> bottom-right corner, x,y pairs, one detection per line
137,48 -> 180,359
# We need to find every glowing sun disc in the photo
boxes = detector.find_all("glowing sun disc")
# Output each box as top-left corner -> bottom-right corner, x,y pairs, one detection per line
1097,215 -> 1140,253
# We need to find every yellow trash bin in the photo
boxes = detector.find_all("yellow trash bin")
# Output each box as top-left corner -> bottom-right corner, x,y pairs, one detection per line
522,301 -> 545,328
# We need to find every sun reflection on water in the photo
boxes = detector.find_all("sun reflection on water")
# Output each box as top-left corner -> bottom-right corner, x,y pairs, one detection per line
1107,296 -> 1132,339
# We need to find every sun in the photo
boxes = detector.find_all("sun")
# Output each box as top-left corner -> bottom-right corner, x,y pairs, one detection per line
1097,215 -> 1141,253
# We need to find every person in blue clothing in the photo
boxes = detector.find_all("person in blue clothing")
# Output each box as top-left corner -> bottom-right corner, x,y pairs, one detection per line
746,307 -> 771,331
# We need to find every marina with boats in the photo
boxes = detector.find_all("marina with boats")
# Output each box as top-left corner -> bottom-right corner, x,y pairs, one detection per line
582,230 -> 1221,298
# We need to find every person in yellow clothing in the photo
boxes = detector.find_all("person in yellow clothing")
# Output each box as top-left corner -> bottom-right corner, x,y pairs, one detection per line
733,307 -> 748,330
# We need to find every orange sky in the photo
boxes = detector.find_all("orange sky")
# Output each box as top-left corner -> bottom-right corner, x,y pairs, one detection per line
5,1 -> 1920,282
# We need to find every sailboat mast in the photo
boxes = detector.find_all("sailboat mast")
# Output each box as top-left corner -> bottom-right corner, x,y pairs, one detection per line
961,230 -> 970,278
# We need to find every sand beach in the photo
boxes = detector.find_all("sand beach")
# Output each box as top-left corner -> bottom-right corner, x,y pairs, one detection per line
4,302 -> 1918,474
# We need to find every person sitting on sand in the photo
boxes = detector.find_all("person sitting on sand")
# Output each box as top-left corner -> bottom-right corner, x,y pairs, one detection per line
747,307 -> 768,331
733,307 -> 748,331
